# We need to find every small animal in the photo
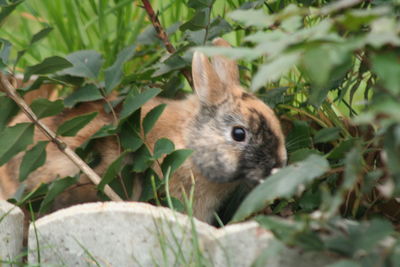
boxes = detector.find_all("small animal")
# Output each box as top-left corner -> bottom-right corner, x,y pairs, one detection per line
0,38 -> 286,223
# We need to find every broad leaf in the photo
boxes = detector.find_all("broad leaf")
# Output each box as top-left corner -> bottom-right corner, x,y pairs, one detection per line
64,84 -> 103,107
0,123 -> 34,166
61,50 -> 103,79
153,138 -> 175,160
98,153 -> 126,191
19,141 -> 49,182
232,155 -> 329,222
119,88 -> 161,120
105,44 -> 136,93
0,96 -> 18,132
39,176 -> 78,213
57,112 -> 98,137
30,99 -> 64,119
24,56 -> 73,82
30,27 -> 53,45
142,104 -> 166,135
161,149 -> 193,177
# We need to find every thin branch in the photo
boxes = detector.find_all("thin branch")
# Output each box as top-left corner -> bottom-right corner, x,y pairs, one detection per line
0,74 -> 122,202
140,0 -> 194,89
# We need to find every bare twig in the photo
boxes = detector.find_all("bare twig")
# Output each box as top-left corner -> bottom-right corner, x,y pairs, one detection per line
140,0 -> 194,89
0,74 -> 122,202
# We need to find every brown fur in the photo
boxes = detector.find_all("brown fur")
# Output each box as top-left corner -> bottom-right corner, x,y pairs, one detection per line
0,38 -> 286,223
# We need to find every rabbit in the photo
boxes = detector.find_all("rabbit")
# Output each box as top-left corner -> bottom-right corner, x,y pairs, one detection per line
0,38 -> 286,223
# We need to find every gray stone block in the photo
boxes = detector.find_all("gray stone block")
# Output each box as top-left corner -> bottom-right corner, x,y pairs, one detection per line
0,200 -> 24,266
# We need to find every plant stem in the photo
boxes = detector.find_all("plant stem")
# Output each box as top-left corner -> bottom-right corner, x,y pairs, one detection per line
0,74 -> 122,202
140,0 -> 194,89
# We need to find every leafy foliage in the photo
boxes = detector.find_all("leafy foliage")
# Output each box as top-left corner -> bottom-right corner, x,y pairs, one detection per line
1,0 -> 400,265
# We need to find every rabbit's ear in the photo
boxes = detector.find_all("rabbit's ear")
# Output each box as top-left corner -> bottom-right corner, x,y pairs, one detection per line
210,38 -> 239,85
192,51 -> 227,105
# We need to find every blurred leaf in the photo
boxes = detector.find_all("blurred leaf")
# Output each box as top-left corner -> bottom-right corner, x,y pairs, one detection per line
314,127 -> 341,144
161,149 -> 193,177
64,84 -> 103,107
119,88 -> 161,120
180,8 -> 210,31
152,54 -> 188,77
30,27 -> 53,45
187,0 -> 214,9
232,155 -> 329,222
0,38 -> 11,68
327,138 -> 358,160
252,53 -> 300,91
30,99 -> 64,119
57,112 -> 98,137
286,120 -> 312,152
0,123 -> 34,166
24,56 -> 73,82
39,176 -> 78,213
142,104 -> 166,135
371,52 -> 400,94
0,0 -> 23,25
61,50 -> 103,79
105,44 -> 136,94
229,9 -> 274,28
153,138 -> 175,160
19,141 -> 48,182
326,260 -> 361,267
289,148 -> 322,164
325,219 -> 393,257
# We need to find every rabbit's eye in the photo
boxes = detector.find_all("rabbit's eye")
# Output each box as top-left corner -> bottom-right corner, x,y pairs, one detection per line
232,126 -> 246,142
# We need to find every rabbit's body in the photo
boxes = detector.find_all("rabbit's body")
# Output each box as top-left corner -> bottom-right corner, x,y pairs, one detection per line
0,38 -> 286,223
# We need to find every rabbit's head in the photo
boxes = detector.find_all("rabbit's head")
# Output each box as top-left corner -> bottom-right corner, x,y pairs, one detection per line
188,38 -> 286,184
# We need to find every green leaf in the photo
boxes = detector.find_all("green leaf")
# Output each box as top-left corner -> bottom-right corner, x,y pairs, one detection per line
0,38 -> 11,68
98,153 -> 126,191
57,112 -> 98,137
105,44 -> 136,94
61,50 -> 103,79
64,84 -> 103,107
19,141 -> 48,182
153,138 -> 175,160
30,99 -> 64,119
132,145 -> 153,172
314,127 -> 341,144
0,96 -> 18,132
229,9 -> 274,28
0,123 -> 34,166
30,27 -> 53,45
119,88 -> 161,120
0,0 -> 23,25
325,218 -> 393,257
327,138 -> 358,160
143,104 -> 166,135
152,54 -> 188,77
39,176 -> 78,213
24,56 -> 73,82
180,8 -> 211,31
232,155 -> 329,222
371,52 -> 400,94
161,149 -> 192,177
187,0 -> 214,9
327,260 -> 361,267
120,118 -> 143,152
252,53 -> 300,91
286,120 -> 312,152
